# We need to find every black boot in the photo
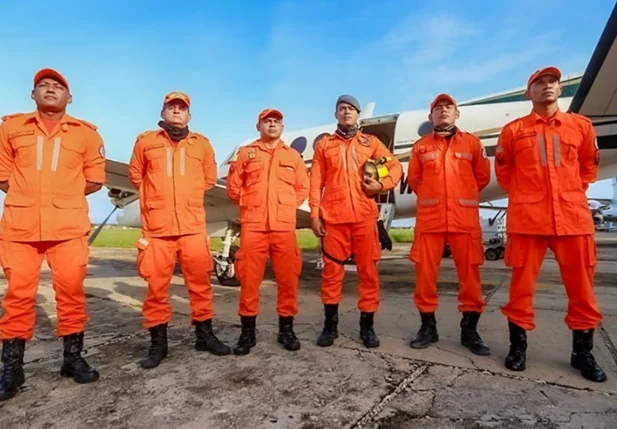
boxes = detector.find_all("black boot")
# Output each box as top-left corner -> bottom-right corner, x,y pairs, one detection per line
571,329 -> 607,382
360,312 -> 380,348
234,316 -> 256,356
195,319 -> 231,356
140,323 -> 168,369
317,304 -> 339,347
460,312 -> 490,356
505,321 -> 527,372
278,316 -> 301,351
60,332 -> 99,384
0,339 -> 25,401
410,313 -> 438,349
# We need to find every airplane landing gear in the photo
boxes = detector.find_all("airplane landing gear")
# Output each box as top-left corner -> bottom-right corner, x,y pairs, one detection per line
213,222 -> 241,287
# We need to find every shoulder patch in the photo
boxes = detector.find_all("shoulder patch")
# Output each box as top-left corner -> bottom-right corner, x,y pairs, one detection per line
77,119 -> 98,130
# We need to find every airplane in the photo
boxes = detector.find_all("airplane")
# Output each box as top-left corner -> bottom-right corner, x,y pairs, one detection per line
98,2 -> 617,286
589,178 -> 617,227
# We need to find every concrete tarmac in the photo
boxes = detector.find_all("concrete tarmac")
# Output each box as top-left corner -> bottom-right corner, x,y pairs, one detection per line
1,237 -> 616,428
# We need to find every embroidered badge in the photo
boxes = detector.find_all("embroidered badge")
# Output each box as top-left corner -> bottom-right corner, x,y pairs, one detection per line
99,145 -> 106,158
248,148 -> 256,159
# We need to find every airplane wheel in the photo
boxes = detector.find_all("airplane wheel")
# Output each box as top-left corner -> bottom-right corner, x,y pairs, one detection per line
485,247 -> 499,261
497,246 -> 505,259
214,244 -> 241,287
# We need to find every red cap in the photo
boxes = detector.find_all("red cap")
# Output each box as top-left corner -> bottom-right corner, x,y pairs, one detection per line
34,68 -> 70,91
527,66 -> 561,90
430,93 -> 457,111
164,91 -> 191,107
258,108 -> 283,122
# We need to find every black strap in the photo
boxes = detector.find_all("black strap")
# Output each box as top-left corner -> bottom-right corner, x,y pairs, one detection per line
320,240 -> 354,266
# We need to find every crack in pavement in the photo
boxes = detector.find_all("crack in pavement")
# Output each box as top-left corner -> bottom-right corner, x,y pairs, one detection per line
598,323 -> 617,367
333,343 -> 617,396
483,280 -> 505,304
349,364 -> 428,429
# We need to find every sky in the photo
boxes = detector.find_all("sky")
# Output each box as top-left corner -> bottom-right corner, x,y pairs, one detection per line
0,0 -> 616,225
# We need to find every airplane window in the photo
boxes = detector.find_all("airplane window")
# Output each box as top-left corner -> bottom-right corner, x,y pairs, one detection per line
313,133 -> 330,148
290,136 -> 307,155
418,121 -> 434,137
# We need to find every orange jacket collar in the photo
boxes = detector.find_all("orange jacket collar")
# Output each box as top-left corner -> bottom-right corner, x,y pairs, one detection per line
22,110 -> 81,127
250,139 -> 286,152
529,108 -> 565,125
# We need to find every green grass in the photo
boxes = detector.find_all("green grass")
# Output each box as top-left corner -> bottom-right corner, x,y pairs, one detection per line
89,227 -> 143,248
90,226 -> 413,249
389,228 -> 414,243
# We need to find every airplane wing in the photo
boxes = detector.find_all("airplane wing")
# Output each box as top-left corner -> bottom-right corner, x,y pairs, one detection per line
103,159 -> 312,228
570,2 -> 617,122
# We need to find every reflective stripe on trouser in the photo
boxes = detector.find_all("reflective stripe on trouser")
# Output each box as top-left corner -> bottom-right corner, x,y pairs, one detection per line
409,232 -> 486,313
0,237 -> 89,340
501,234 -> 602,331
234,229 -> 301,317
321,219 -> 381,312
137,233 -> 214,329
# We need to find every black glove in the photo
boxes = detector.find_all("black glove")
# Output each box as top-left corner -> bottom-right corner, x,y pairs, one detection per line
377,220 -> 392,251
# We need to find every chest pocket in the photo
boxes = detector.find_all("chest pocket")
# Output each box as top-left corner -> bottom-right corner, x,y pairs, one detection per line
419,146 -> 442,176
325,145 -> 342,171
9,134 -> 38,168
244,160 -> 263,186
452,151 -> 473,176
512,131 -> 542,166
354,144 -> 373,167
278,159 -> 296,185
144,144 -> 167,172
555,133 -> 580,168
58,139 -> 84,169
184,145 -> 204,173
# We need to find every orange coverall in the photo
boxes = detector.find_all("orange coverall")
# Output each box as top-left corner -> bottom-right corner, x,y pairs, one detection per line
495,110 -> 602,330
128,129 -> 217,328
408,130 -> 490,313
309,131 -> 402,312
0,111 -> 106,340
227,140 -> 309,317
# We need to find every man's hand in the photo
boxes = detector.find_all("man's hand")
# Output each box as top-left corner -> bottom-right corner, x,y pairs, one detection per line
0,181 -> 9,194
362,177 -> 383,196
311,218 -> 326,237
85,181 -> 102,196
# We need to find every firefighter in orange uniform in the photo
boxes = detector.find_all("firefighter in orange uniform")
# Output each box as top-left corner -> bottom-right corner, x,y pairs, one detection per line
0,68 -> 105,401
129,92 -> 230,369
310,95 -> 402,348
227,109 -> 309,355
407,94 -> 491,355
496,66 -> 606,382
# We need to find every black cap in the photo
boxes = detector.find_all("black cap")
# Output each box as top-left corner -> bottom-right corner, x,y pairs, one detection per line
336,94 -> 361,113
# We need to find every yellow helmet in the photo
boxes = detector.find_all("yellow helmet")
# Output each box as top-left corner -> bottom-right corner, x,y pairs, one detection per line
363,156 -> 391,181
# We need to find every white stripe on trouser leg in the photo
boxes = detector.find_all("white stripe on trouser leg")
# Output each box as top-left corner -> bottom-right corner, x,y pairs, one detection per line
51,137 -> 61,171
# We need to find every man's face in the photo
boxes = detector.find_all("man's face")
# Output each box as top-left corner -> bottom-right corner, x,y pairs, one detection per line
258,116 -> 283,140
161,100 -> 190,127
335,103 -> 359,127
527,74 -> 562,105
31,78 -> 71,112
430,101 -> 459,128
